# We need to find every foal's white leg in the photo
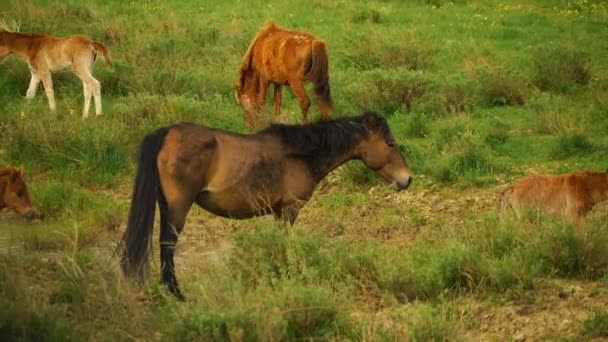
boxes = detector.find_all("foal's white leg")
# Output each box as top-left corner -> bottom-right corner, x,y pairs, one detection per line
76,63 -> 102,117
82,81 -> 92,118
91,78 -> 102,116
41,74 -> 56,112
75,61 -> 101,118
26,72 -> 41,100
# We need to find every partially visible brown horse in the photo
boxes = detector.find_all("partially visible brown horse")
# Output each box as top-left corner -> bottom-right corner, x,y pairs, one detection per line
121,112 -> 412,299
235,21 -> 332,130
0,30 -> 112,118
0,166 -> 35,220
499,170 -> 608,222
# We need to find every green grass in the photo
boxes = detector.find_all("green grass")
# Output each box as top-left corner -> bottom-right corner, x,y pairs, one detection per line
1,0 -> 608,339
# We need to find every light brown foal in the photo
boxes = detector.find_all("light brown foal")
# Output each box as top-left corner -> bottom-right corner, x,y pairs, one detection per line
0,30 -> 112,118
499,170 -> 608,223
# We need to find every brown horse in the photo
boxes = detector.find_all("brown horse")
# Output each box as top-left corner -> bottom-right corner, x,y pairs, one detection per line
0,30 -> 112,118
235,21 -> 332,130
498,170 -> 608,222
121,112 -> 413,299
0,166 -> 35,220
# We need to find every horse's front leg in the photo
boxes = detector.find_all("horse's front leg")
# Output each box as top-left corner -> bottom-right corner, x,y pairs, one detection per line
257,76 -> 269,108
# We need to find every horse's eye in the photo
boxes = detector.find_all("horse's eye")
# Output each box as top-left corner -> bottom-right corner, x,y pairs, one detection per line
387,141 -> 396,148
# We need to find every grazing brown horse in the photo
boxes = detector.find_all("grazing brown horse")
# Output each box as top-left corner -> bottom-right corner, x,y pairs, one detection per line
121,112 -> 413,299
0,166 -> 35,220
499,170 -> 608,222
235,21 -> 332,130
0,30 -> 112,118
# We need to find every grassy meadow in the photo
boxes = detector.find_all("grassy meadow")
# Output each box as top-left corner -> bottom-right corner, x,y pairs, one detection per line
1,0 -> 608,340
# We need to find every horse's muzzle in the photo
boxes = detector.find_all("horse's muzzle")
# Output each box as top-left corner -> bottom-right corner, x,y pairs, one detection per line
23,208 -> 36,221
392,174 -> 413,191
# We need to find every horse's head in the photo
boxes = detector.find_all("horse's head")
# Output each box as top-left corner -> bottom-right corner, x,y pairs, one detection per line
357,112 -> 413,191
1,167 -> 35,220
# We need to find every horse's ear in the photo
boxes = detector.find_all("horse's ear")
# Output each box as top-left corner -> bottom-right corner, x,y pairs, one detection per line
10,166 -> 24,182
362,112 -> 382,129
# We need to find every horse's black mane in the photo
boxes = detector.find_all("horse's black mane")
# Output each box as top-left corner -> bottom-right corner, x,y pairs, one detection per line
260,111 -> 393,161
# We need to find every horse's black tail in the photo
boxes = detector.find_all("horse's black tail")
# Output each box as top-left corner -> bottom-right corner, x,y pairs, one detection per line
121,126 -> 170,283
307,40 -> 332,118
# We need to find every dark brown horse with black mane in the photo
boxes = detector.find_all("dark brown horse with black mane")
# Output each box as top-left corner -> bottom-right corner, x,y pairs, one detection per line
235,21 -> 332,130
121,112 -> 412,299
0,166 -> 35,220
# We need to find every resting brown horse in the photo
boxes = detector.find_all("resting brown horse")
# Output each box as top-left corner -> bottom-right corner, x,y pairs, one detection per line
0,166 -> 35,220
0,30 -> 112,118
499,170 -> 608,222
235,21 -> 332,130
121,112 -> 412,299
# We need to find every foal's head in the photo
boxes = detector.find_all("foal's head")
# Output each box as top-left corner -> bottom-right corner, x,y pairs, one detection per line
0,32 -> 11,62
1,167 -> 35,220
234,69 -> 260,124
357,112 -> 413,191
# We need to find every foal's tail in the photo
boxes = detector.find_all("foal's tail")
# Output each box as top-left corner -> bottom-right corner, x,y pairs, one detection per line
91,41 -> 113,67
307,40 -> 332,118
120,127 -> 169,283
497,186 -> 514,215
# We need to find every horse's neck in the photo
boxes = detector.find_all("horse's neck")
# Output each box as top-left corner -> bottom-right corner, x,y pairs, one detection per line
308,137 -> 361,182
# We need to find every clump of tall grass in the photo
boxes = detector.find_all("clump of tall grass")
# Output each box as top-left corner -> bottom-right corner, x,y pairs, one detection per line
477,65 -> 529,106
550,131 -> 596,160
1,113 -> 130,187
485,117 -> 510,147
532,46 -> 591,93
347,36 -> 432,71
582,307 -> 608,338
430,133 -> 502,184
527,93 -> 589,135
344,68 -> 432,114
420,73 -> 479,115
351,8 -> 382,24
408,304 -> 460,341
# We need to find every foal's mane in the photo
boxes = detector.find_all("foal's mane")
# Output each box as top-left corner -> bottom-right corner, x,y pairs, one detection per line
260,112 -> 391,160
235,21 -> 276,94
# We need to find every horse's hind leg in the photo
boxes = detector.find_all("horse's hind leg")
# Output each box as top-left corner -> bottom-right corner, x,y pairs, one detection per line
39,69 -> 56,112
75,62 -> 101,117
158,192 -> 192,300
274,84 -> 282,119
288,78 -> 311,123
26,71 -> 40,100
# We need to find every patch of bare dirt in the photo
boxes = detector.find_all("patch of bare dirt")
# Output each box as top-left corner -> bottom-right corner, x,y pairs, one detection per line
462,279 -> 608,341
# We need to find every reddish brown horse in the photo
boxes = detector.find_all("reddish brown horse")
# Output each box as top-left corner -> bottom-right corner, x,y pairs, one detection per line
121,112 -> 413,299
0,166 -> 35,220
235,21 -> 332,130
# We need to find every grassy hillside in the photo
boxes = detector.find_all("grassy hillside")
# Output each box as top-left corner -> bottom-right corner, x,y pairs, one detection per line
1,0 -> 608,340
